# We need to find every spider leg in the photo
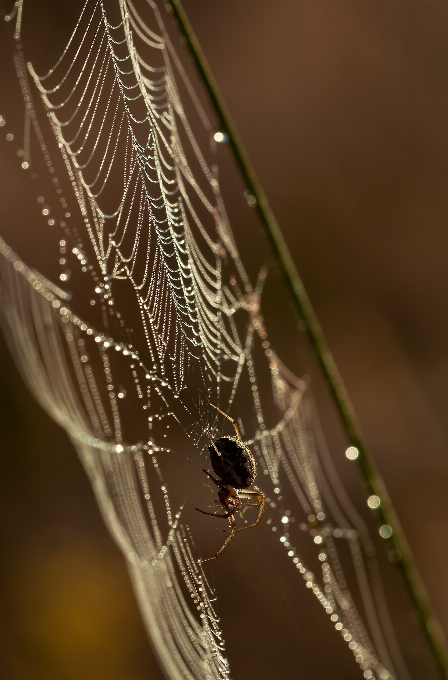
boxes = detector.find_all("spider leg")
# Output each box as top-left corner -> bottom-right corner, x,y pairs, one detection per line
234,491 -> 266,532
196,491 -> 239,519
202,469 -> 222,486
197,515 -> 237,563
210,404 -> 242,441
195,504 -> 237,519
207,433 -> 222,457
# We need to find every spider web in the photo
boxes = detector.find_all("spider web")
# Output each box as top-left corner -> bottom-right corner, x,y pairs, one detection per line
0,1 -> 416,679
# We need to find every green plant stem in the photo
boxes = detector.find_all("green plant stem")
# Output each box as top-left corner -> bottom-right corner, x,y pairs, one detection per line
166,1 -> 448,677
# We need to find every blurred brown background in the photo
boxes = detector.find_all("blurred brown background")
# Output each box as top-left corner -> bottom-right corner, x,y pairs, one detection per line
1,1 -> 448,679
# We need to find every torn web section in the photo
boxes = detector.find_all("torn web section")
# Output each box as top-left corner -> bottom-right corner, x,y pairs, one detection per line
191,239 -> 405,680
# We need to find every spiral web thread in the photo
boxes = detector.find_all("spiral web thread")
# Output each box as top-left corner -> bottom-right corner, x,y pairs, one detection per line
0,1 -> 413,679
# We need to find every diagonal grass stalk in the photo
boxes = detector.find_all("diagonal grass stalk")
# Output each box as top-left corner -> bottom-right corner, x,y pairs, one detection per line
166,0 -> 448,676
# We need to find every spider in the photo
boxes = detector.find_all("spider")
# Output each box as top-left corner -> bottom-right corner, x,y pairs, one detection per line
196,404 -> 266,563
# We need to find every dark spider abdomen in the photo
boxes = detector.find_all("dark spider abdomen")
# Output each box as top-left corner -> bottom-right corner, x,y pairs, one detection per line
209,436 -> 256,489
